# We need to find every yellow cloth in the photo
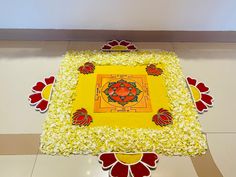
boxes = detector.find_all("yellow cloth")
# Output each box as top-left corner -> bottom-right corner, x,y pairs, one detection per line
71,65 -> 170,129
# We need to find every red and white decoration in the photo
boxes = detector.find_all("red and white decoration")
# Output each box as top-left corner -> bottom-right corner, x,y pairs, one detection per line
28,76 -> 55,113
99,152 -> 159,177
101,40 -> 137,52
187,76 -> 214,113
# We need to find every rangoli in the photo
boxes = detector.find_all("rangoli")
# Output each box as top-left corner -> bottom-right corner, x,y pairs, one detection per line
40,50 -> 208,157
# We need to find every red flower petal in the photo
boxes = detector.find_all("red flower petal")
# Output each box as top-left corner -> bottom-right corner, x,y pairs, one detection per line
84,66 -> 93,72
32,82 -> 45,92
80,108 -> 88,114
196,100 -> 207,112
152,108 -> 172,126
187,77 -> 197,86
76,115 -> 92,126
29,93 -> 42,104
102,45 -> 112,50
73,114 -> 85,121
108,40 -> 119,46
153,68 -> 163,76
72,108 -> 92,126
99,153 -> 117,169
201,94 -> 213,106
146,67 -> 155,73
146,64 -> 163,76
148,64 -> 156,68
197,82 -> 209,93
110,162 -> 129,177
84,62 -> 95,68
130,162 -> 150,177
78,63 -> 95,74
45,76 -> 55,85
120,40 -> 130,46
85,115 -> 93,125
152,115 -> 158,122
141,153 -> 158,168
36,99 -> 49,112
127,45 -> 137,50
79,66 -> 85,73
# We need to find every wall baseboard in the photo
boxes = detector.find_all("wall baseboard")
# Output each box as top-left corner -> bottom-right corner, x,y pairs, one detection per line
1,29 -> 236,42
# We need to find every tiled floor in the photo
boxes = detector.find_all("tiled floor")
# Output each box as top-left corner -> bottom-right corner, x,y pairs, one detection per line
0,41 -> 235,177
207,133 -> 236,177
174,43 -> 236,133
0,155 -> 37,177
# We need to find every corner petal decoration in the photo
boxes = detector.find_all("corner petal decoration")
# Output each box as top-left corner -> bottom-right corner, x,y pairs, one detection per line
28,76 -> 55,113
72,108 -> 93,126
187,76 -> 214,113
98,152 -> 159,177
152,108 -> 172,126
146,64 -> 163,76
78,62 -> 95,74
101,40 -> 137,52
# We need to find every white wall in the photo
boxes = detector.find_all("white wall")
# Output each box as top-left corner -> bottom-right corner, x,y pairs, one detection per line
0,0 -> 236,30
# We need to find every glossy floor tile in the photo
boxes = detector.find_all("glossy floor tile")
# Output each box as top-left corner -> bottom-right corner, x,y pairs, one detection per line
0,41 -> 68,58
0,41 -> 67,134
0,57 -> 62,133
130,42 -> 174,51
207,133 -> 236,177
0,155 -> 36,177
0,134 -> 40,155
153,156 -> 198,177
32,155 -> 107,177
67,41 -> 105,50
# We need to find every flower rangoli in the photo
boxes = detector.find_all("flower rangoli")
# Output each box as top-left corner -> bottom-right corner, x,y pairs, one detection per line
40,51 -> 207,156
25,38 -> 217,177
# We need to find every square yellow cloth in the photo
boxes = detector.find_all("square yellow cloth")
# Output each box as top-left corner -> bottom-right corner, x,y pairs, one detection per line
40,50 -> 207,156
72,65 -> 169,129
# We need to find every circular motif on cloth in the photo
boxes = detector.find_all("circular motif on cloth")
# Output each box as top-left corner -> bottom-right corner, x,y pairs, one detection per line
103,79 -> 142,106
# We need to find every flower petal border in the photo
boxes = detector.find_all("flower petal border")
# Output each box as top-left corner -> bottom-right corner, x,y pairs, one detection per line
40,50 -> 207,156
